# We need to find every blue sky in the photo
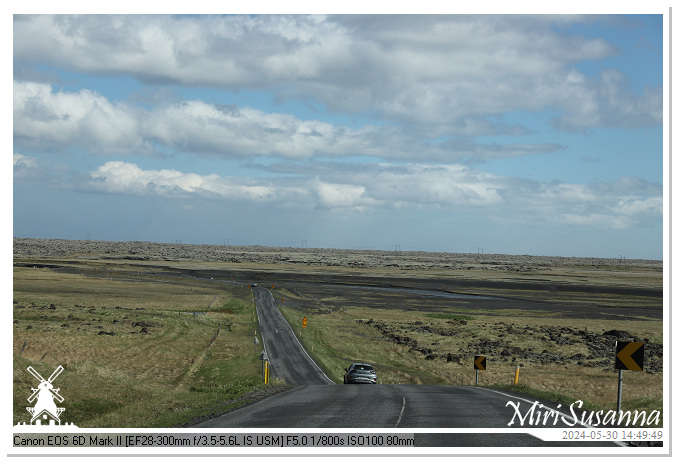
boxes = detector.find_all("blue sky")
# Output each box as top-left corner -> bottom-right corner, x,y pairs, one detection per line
12,9 -> 668,259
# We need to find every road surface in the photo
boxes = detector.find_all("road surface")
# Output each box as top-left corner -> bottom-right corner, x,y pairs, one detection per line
252,286 -> 333,385
197,287 -> 619,447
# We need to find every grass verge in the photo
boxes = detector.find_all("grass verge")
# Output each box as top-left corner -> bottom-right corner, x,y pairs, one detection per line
13,264 -> 274,427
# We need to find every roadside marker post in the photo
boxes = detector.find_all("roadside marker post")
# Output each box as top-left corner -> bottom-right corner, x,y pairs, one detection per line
474,356 -> 486,386
513,363 -> 524,386
258,350 -> 269,384
614,341 -> 644,412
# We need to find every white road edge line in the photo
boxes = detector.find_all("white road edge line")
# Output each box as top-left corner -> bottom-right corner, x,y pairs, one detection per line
395,396 -> 406,428
265,289 -> 336,385
476,387 -> 627,447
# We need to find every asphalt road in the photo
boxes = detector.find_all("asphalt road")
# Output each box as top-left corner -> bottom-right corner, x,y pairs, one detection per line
197,287 -> 619,447
252,286 -> 333,385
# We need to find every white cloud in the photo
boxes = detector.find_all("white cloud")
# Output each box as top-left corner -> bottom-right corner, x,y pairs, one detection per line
561,213 -> 632,229
13,153 -> 43,181
313,180 -> 369,210
13,80 -> 561,162
82,160 -> 661,231
551,69 -> 663,131
506,176 -> 663,229
13,153 -> 39,169
88,161 -> 291,202
13,15 -> 661,135
13,81 -> 151,155
142,100 -> 369,159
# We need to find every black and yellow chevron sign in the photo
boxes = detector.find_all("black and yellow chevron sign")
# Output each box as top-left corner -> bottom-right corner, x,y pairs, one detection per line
474,355 -> 486,370
615,341 -> 644,371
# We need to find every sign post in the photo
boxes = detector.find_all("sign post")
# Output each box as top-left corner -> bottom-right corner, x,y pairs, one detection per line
614,341 -> 644,412
474,356 -> 486,386
617,369 -> 623,412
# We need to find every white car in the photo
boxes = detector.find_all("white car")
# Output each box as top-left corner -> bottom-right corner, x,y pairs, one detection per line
343,363 -> 377,384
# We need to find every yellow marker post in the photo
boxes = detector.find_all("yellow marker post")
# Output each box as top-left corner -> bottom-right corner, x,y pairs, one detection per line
259,350 -> 269,383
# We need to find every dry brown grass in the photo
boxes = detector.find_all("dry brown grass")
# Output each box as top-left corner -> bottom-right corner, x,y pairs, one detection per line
13,265 -> 269,427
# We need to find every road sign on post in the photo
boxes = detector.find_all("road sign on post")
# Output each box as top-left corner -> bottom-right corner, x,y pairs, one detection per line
615,341 -> 644,371
474,356 -> 486,386
614,341 -> 644,412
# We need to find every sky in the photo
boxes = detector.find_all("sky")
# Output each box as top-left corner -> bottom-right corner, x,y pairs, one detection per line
11,8 -> 668,259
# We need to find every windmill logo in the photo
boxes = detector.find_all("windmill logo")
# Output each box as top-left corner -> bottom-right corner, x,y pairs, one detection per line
16,365 -> 76,428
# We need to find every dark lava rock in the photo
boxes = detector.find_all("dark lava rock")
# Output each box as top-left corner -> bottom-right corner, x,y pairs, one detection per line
603,329 -> 632,339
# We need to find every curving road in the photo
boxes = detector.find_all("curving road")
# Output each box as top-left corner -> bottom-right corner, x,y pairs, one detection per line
252,286 -> 333,385
197,287 -> 619,447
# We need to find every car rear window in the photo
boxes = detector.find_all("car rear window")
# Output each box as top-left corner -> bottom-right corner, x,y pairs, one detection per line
354,365 -> 373,371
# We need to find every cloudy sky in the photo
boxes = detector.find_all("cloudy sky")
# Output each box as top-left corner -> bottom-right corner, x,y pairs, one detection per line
12,10 -> 667,259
